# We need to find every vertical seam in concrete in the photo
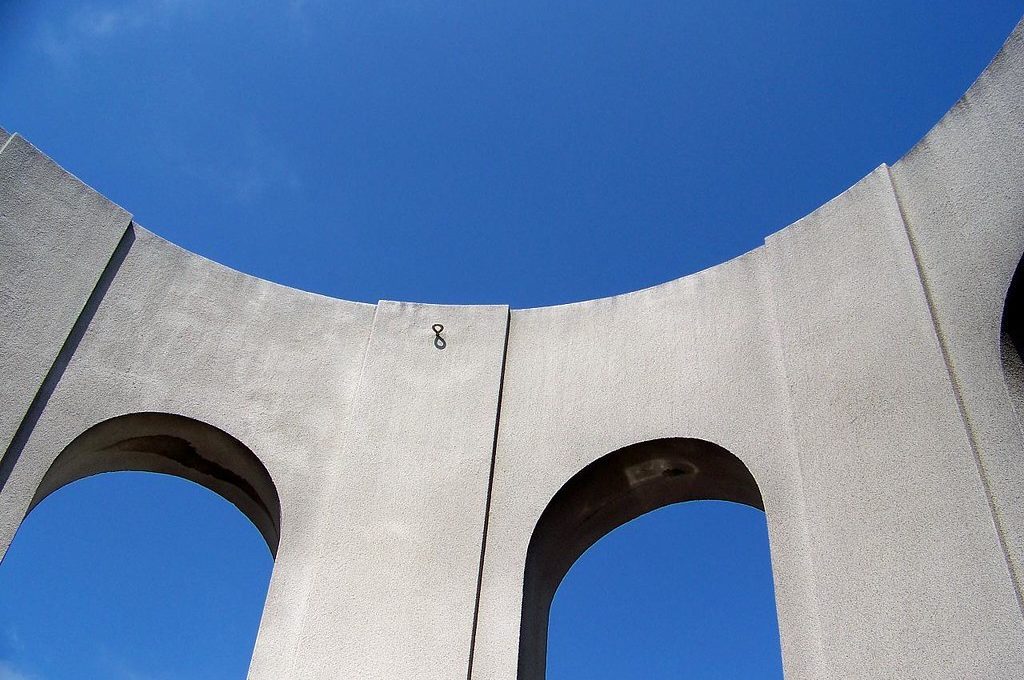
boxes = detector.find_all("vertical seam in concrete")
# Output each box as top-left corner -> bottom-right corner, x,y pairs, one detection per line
885,165 -> 1024,616
0,221 -> 135,495
280,302 -> 380,678
760,245 -> 828,679
466,308 -> 511,680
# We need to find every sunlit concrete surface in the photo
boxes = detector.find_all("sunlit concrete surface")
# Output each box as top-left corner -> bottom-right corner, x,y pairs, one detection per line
2,16 -> 1024,680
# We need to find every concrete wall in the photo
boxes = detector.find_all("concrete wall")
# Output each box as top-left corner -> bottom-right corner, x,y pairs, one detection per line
888,22 -> 1024,605
2,16 -> 1024,680
0,134 -> 129,486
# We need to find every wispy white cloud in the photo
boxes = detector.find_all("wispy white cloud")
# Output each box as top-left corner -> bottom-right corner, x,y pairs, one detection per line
37,1 -> 322,66
35,0 -> 201,67
1,628 -> 24,655
170,116 -> 304,206
281,0 -> 321,41
0,660 -> 38,680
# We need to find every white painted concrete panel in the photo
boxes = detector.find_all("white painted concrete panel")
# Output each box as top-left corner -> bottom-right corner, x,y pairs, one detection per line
0,136 -> 129,462
287,300 -> 508,679
889,20 -> 1024,596
767,167 -> 1024,678
0,224 -> 376,676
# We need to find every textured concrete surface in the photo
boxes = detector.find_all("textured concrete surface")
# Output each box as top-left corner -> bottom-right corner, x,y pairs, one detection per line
888,22 -> 1024,608
0,135 -> 130,479
2,16 -> 1024,680
766,166 -> 1022,677
277,301 -> 508,679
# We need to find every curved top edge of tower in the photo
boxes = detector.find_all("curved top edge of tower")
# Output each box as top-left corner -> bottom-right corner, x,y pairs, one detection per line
4,15 -> 1023,313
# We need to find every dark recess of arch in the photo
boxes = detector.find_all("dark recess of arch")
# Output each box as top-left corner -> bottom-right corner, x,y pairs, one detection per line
1003,255 -> 1024,424
518,437 -> 764,680
29,412 -> 281,556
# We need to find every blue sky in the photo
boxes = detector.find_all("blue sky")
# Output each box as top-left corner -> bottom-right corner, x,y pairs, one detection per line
1,1 -> 1022,678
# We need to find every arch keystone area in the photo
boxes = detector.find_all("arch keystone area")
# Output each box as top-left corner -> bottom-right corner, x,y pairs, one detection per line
3,15 -> 1024,680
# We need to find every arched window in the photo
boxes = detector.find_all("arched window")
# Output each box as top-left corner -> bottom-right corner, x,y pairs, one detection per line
0,413 -> 280,678
1002,256 -> 1024,425
520,438 -> 781,679
28,412 -> 280,554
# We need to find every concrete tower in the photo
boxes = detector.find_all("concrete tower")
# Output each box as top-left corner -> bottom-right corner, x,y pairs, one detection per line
3,16 -> 1024,680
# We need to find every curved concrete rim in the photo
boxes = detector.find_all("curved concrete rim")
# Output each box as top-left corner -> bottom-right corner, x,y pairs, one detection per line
11,19 -> 1013,313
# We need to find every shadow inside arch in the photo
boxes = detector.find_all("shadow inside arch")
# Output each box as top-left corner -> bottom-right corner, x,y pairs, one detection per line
518,437 -> 764,680
1002,254 -> 1024,425
29,412 -> 281,556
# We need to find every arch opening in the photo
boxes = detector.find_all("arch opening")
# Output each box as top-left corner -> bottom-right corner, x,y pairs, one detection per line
29,412 -> 281,556
0,470 -> 275,679
1002,255 -> 1024,426
519,437 -> 770,679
